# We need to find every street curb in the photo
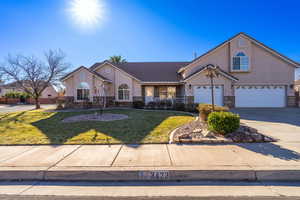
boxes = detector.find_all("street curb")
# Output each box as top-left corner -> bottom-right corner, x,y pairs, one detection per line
1,167 -> 300,181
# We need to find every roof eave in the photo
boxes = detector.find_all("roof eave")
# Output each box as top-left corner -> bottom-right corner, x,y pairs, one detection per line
182,66 -> 239,82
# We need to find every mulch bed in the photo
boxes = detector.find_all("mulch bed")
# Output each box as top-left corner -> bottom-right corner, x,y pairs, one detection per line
170,119 -> 276,143
62,113 -> 129,123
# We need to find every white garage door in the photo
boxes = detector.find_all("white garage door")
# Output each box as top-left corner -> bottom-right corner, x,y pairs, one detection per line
194,86 -> 223,106
235,86 -> 286,107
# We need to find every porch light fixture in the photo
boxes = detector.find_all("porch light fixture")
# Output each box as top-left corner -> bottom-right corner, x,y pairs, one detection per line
189,84 -> 192,90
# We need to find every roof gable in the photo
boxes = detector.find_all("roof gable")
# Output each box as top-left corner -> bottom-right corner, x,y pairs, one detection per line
61,66 -> 111,82
183,64 -> 239,82
178,32 -> 299,73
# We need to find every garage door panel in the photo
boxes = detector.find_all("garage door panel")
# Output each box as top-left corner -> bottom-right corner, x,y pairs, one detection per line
235,86 -> 285,107
194,86 -> 223,106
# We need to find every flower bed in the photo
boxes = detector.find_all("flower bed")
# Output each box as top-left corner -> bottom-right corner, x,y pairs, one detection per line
170,120 -> 276,143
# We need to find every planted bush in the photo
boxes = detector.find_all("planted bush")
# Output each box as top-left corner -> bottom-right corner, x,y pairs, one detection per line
207,112 -> 240,135
197,104 -> 229,121
174,102 -> 185,111
185,103 -> 199,113
133,101 -> 145,109
4,91 -> 30,99
147,101 -> 156,109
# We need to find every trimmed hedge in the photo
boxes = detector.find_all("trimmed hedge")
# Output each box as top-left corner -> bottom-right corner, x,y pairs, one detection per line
4,91 -> 30,99
174,102 -> 185,111
207,111 -> 240,135
133,101 -> 145,109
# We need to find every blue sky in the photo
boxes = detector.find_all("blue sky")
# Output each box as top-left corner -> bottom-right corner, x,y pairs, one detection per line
1,0 -> 300,79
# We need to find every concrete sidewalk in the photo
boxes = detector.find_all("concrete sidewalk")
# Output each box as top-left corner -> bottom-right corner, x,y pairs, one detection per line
0,142 -> 300,181
1,181 -> 300,199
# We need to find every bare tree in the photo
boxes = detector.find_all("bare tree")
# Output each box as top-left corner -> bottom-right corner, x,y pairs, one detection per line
0,50 -> 69,109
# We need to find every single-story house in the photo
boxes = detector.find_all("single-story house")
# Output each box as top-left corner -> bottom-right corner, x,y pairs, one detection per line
0,81 -> 58,104
62,32 -> 299,108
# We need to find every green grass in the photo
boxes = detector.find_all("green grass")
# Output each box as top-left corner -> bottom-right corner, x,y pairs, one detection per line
0,109 -> 194,144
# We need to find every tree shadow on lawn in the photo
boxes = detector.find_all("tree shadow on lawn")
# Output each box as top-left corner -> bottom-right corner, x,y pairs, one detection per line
31,109 -> 191,146
237,142 -> 300,161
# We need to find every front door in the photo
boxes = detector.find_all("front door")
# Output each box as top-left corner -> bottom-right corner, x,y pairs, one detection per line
145,86 -> 154,104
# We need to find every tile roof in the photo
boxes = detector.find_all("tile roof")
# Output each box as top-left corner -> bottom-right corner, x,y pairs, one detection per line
91,62 -> 190,82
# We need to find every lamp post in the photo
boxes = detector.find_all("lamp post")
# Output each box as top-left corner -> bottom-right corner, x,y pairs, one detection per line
205,64 -> 219,111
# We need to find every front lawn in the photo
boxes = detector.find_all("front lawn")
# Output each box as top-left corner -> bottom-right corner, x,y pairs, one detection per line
0,109 -> 194,144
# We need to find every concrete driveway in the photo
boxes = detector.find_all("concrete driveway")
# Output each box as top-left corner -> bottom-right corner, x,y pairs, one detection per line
232,108 -> 300,142
0,104 -> 56,113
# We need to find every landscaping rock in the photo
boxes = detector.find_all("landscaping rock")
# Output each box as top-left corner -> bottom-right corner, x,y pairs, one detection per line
249,127 -> 258,133
170,119 -> 276,144
202,130 -> 215,138
178,133 -> 192,140
251,133 -> 263,142
192,128 -> 202,133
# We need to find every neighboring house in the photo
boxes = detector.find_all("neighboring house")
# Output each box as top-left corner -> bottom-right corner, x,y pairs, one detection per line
62,33 -> 299,108
0,81 -> 58,104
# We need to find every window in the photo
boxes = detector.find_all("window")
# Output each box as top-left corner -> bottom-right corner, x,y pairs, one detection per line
118,84 -> 130,100
232,52 -> 249,71
159,86 -> 176,99
77,82 -> 90,101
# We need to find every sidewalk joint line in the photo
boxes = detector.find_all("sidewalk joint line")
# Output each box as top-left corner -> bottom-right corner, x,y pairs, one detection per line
110,145 -> 123,166
18,181 -> 40,195
46,145 -> 82,171
166,144 -> 174,166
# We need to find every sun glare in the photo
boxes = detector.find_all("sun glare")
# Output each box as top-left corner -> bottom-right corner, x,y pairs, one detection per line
68,0 -> 105,30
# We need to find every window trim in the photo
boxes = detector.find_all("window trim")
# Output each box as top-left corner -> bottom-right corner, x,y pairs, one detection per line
231,51 -> 250,72
76,88 -> 90,101
158,86 -> 176,100
118,84 -> 130,101
76,82 -> 90,102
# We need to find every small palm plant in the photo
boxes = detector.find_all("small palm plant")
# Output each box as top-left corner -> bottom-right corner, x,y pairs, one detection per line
205,64 -> 219,111
108,55 -> 126,64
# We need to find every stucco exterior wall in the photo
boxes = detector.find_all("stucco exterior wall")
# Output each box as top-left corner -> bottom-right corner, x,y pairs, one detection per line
40,86 -> 58,98
95,64 -> 115,83
63,67 -> 105,101
64,77 -> 75,97
231,41 -> 295,96
183,36 -> 296,96
184,71 -> 233,97
95,63 -> 142,101
182,44 -> 230,79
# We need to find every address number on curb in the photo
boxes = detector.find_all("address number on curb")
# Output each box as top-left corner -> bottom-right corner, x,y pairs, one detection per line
139,171 -> 170,180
